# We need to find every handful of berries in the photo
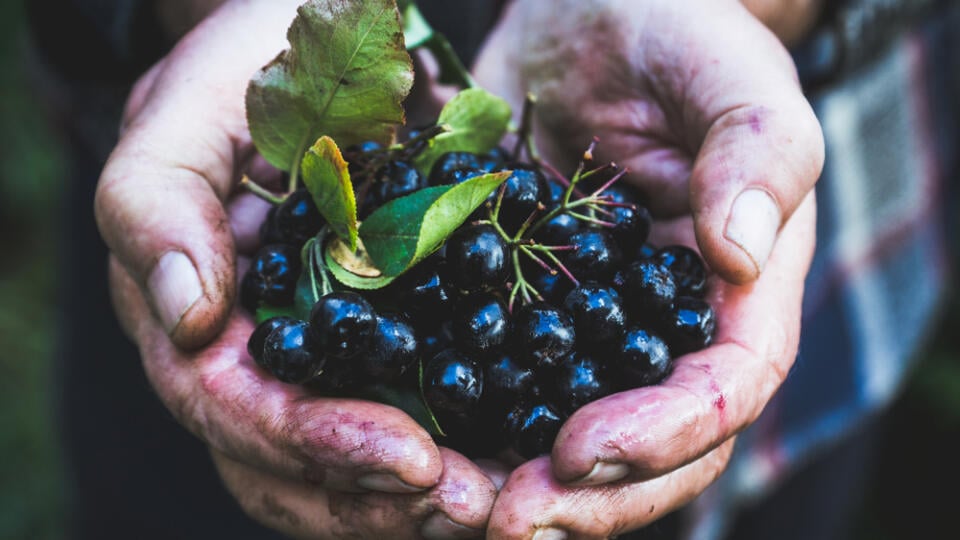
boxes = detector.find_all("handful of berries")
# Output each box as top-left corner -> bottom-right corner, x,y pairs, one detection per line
240,133 -> 716,461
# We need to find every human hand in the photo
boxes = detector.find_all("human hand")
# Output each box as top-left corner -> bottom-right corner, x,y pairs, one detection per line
472,0 -> 824,536
95,1 -> 496,537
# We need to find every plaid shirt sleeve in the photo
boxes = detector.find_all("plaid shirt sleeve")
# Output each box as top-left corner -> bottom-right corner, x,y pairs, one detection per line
683,5 -> 960,539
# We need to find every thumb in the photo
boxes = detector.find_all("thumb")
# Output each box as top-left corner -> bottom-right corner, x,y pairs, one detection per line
95,116 -> 241,350
94,0 -> 300,349
685,4 -> 825,284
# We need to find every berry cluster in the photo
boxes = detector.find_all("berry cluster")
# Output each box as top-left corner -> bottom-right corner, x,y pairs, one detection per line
241,135 -> 716,461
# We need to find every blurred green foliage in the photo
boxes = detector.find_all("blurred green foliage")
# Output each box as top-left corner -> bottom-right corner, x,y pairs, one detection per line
0,1 -> 67,539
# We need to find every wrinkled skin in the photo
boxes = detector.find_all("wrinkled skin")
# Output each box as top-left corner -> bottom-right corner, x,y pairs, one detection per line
94,0 -> 823,538
471,0 -> 822,537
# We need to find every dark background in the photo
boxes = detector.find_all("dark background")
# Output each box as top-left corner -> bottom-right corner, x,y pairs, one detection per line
1,1 -> 957,538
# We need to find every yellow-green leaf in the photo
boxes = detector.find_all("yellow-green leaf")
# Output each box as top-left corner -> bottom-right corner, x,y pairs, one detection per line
301,136 -> 358,250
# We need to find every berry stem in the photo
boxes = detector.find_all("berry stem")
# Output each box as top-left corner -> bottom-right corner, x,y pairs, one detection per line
241,175 -> 286,205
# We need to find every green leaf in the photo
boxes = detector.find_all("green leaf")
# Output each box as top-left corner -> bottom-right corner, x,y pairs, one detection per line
324,238 -> 397,289
301,136 -> 358,250
293,238 -> 324,319
254,304 -> 298,324
399,0 -> 433,49
246,0 -> 414,173
414,88 -> 512,174
359,171 -> 510,276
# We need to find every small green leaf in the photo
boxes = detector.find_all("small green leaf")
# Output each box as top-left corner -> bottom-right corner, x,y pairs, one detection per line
359,171 -> 510,276
414,88 -> 512,174
324,238 -> 397,290
399,0 -> 433,49
246,0 -> 414,173
301,136 -> 358,250
254,304 -> 298,324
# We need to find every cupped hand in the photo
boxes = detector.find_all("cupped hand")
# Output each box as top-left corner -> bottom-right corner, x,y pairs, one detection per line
472,0 -> 824,536
95,0 -> 495,537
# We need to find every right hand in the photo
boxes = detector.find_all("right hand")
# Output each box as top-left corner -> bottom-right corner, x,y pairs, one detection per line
95,1 -> 495,537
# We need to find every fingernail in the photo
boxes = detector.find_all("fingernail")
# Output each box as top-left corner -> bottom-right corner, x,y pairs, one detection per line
533,527 -> 568,540
724,189 -> 781,275
147,251 -> 203,334
570,461 -> 629,486
356,473 -> 425,494
421,513 -> 482,540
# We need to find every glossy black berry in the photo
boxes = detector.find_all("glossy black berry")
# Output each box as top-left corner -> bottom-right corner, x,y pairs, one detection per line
653,245 -> 707,297
537,213 -> 581,246
514,302 -> 576,369
481,354 -> 537,413
478,146 -> 510,172
247,316 -> 295,370
263,319 -> 324,384
663,296 -> 716,356
623,260 -> 677,322
428,151 -> 482,186
277,189 -> 324,245
550,351 -> 614,416
370,160 -> 427,206
361,312 -> 419,380
528,270 -> 575,306
495,164 -> 546,232
505,402 -> 564,459
615,327 -> 672,388
398,266 -> 452,329
452,292 -> 511,356
443,224 -> 510,292
240,244 -> 302,313
422,349 -> 483,417
603,185 -> 652,251
563,282 -> 627,345
309,291 -> 377,360
564,230 -> 623,282
418,321 -> 455,362
543,179 -> 567,207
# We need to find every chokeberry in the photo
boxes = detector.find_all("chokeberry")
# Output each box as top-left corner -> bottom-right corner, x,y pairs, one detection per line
653,245 -> 707,297
263,319 -> 324,384
443,224 -> 510,292
452,292 -> 511,356
361,312 -> 419,380
309,291 -> 377,360
275,188 -> 325,246
564,230 -> 623,282
603,185 -> 652,251
494,164 -> 546,233
662,296 -> 716,356
528,270 -> 575,306
247,316 -> 295,370
422,348 -> 483,418
428,151 -> 482,186
615,327 -> 672,388
504,402 -> 564,459
550,351 -> 614,416
481,354 -> 537,414
514,302 -> 576,369
537,213 -> 581,246
563,282 -> 627,345
370,160 -> 427,206
240,244 -> 302,313
623,260 -> 677,323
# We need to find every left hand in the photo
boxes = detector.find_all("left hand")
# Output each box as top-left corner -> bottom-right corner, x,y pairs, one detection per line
472,0 -> 823,536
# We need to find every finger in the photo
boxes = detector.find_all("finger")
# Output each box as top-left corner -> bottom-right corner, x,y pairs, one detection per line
489,442 -> 734,539
672,1 -> 824,283
94,0 -> 301,349
110,257 -> 444,493
550,195 -> 815,485
213,447 -> 494,539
